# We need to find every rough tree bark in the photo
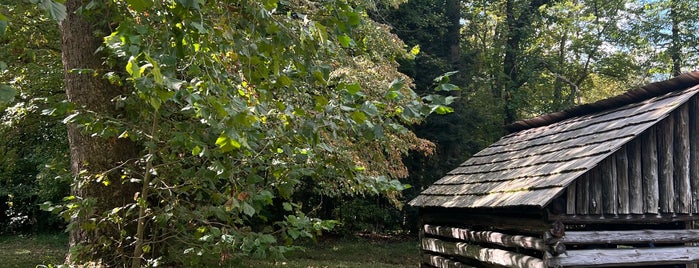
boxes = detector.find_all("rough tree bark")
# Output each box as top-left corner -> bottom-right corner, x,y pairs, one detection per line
60,0 -> 139,265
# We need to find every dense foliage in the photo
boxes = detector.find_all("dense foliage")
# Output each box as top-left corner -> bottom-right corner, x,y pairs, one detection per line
0,1 -> 68,234
2,0 -> 699,266
36,0 -> 455,266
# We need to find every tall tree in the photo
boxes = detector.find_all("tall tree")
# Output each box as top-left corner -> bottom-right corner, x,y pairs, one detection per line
50,0 -> 452,266
500,0 -> 552,123
60,0 -> 139,263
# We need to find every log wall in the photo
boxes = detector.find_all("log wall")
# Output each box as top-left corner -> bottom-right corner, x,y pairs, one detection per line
563,97 -> 699,216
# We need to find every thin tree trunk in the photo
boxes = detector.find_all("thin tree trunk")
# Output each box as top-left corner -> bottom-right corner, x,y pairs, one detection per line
61,0 -> 139,265
670,0 -> 682,77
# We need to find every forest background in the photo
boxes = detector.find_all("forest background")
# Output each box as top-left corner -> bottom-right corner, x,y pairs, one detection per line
1,0 -> 698,266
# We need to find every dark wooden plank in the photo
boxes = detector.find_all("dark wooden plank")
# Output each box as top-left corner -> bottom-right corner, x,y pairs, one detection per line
548,213 -> 699,224
576,173 -> 589,215
566,183 -> 576,215
657,115 -> 675,213
421,238 -> 546,268
547,247 -> 699,268
562,229 -> 699,244
422,254 -> 475,268
691,97 -> 699,214
641,126 -> 659,214
589,166 -> 603,214
423,224 -> 550,253
602,157 -> 618,215
616,147 -> 630,214
673,105 -> 691,213
627,139 -> 644,214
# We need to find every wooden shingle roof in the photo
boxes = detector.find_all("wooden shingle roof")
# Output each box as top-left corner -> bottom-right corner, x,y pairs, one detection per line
409,72 -> 699,208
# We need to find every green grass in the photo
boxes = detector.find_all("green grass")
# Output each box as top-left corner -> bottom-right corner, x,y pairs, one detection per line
0,233 -> 419,267
246,236 -> 420,267
0,233 -> 68,268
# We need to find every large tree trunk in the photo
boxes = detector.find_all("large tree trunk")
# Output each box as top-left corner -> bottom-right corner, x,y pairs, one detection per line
60,0 -> 139,264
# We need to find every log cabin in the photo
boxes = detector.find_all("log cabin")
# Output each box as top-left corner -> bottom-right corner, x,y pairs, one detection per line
409,72 -> 699,268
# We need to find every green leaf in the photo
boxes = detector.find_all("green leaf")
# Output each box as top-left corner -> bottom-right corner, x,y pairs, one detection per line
436,83 -> 460,92
346,10 -> 361,26
126,0 -> 153,12
0,84 -> 17,104
389,79 -> 405,91
215,134 -> 241,152
191,145 -> 202,156
126,56 -> 141,78
144,54 -> 163,85
242,202 -> 255,217
338,34 -> 353,47
263,0 -> 278,10
433,71 -> 459,83
39,0 -> 66,22
409,45 -> 420,56
350,111 -> 367,123
0,13 -> 7,37
433,105 -> 454,115
345,83 -> 361,95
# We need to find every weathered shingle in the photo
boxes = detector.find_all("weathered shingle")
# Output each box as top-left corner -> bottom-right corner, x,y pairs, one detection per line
409,73 -> 699,208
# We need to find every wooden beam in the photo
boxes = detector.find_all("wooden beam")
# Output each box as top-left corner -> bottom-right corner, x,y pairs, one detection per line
566,183 -> 576,215
602,157 -> 618,215
549,213 -> 699,224
657,115 -> 675,213
690,97 -> 699,214
576,173 -> 589,215
674,105 -> 691,213
423,224 -> 552,253
616,147 -> 630,214
422,254 -> 475,268
547,246 -> 699,267
562,229 -> 699,245
421,238 -> 546,268
641,126 -> 659,214
627,140 -> 644,214
590,166 -> 603,214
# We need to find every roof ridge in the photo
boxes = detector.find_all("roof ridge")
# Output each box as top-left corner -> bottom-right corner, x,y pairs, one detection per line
505,71 -> 699,133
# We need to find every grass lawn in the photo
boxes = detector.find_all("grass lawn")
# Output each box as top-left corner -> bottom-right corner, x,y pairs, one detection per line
0,233 -> 419,267
246,235 -> 420,267
0,233 -> 68,268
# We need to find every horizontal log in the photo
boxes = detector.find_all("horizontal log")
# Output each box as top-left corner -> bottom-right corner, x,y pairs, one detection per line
422,254 -> 475,268
563,229 -> 699,245
423,224 -> 551,253
422,237 -> 546,268
547,246 -> 699,267
548,213 -> 699,224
